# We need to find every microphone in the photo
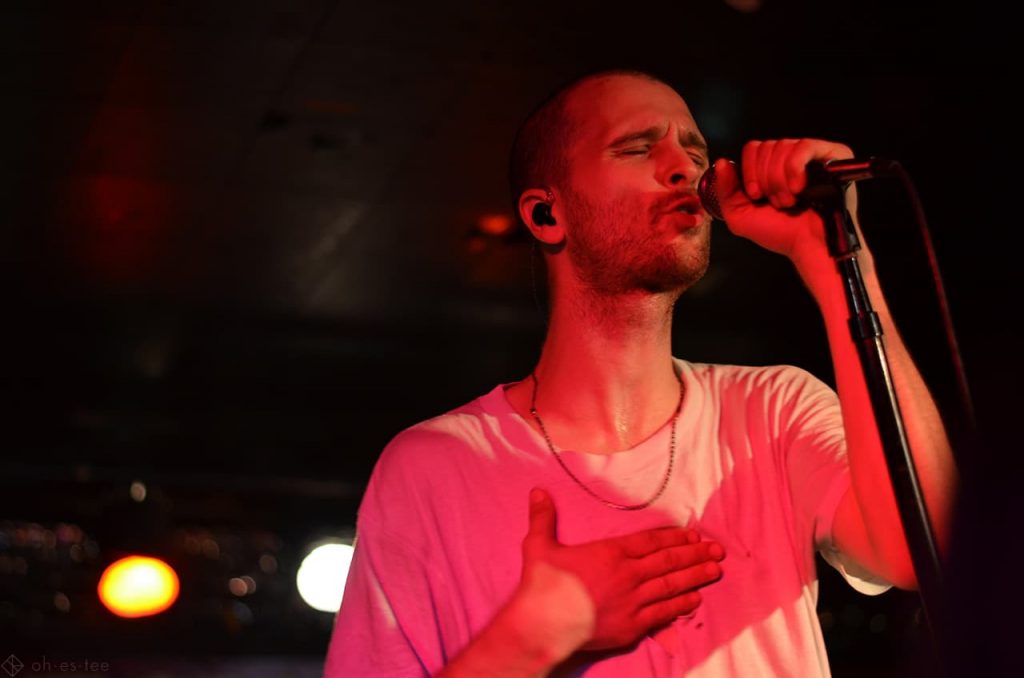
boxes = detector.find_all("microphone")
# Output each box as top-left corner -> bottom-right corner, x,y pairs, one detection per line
697,157 -> 898,220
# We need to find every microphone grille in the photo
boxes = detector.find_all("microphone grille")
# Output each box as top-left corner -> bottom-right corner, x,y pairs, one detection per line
697,163 -> 724,221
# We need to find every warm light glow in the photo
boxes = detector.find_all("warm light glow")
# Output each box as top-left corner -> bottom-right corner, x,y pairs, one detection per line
477,213 -> 515,236
296,542 -> 354,613
723,0 -> 763,12
98,555 -> 179,618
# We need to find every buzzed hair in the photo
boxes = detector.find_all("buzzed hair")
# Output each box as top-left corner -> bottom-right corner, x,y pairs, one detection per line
507,69 -> 669,221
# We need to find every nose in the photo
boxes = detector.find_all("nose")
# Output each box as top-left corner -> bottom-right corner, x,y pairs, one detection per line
658,145 -> 702,189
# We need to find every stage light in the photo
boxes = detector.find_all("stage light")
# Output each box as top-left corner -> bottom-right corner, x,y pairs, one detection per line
98,555 -> 179,618
296,542 -> 353,613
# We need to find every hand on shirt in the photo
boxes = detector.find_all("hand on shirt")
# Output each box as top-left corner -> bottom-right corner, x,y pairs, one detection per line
518,488 -> 725,654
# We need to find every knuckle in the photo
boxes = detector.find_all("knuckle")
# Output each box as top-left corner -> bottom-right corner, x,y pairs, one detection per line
795,138 -> 814,152
658,575 -> 674,599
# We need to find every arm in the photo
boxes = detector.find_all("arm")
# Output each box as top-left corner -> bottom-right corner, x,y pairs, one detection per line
438,488 -> 725,677
714,141 -> 959,590
799,223 -> 957,590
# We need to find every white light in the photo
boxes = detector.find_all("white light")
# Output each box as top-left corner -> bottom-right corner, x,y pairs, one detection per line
296,542 -> 354,613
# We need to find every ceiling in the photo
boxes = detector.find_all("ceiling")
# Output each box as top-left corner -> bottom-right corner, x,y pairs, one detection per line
0,0 -> 1015,660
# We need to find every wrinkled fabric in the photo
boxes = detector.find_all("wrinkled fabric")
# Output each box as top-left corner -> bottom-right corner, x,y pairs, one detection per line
325,361 -> 889,677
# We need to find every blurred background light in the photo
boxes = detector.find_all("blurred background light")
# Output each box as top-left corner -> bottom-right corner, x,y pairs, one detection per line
477,213 -> 515,237
130,480 -> 147,502
97,555 -> 180,618
296,542 -> 354,613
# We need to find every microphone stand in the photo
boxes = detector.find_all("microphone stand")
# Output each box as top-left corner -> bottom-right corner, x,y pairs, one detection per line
804,166 -> 947,666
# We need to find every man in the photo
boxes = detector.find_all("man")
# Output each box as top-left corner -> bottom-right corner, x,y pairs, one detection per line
325,70 -> 957,676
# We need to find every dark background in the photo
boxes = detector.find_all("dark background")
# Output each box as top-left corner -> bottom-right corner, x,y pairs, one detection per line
0,0 -> 1016,675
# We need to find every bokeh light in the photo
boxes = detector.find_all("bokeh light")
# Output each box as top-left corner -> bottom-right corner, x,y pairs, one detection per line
97,555 -> 180,618
296,542 -> 353,613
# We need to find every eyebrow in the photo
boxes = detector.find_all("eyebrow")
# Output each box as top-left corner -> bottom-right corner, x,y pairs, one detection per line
608,126 -> 709,156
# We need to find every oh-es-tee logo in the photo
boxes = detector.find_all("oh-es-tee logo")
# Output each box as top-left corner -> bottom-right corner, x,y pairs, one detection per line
1,655 -> 23,678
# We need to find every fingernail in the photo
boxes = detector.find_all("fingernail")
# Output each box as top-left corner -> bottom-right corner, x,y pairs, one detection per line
530,488 -> 544,504
705,562 -> 721,577
708,543 -> 724,559
746,181 -> 760,198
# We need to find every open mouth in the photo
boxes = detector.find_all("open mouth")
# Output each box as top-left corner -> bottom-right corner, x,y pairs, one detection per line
666,196 -> 703,216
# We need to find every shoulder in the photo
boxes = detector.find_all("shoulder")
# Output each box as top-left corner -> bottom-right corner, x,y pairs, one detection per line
679,360 -> 839,431
376,390 -> 502,471
682,360 -> 833,398
362,386 -> 510,508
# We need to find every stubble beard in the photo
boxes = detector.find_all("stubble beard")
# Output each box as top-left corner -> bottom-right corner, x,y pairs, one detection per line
563,188 -> 711,299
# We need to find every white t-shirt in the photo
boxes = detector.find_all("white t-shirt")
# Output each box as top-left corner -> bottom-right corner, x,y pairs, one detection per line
325,360 -> 889,677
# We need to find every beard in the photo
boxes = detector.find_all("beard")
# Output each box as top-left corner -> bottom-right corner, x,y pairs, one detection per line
562,187 -> 711,297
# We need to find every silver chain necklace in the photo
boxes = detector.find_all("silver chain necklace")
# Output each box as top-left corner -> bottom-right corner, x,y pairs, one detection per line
528,371 -> 684,511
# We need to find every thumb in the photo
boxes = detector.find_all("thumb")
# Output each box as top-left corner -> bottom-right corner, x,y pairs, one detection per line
710,158 -> 750,217
524,487 -> 557,549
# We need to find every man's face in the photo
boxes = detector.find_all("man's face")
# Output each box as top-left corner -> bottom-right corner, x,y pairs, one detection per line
558,75 -> 712,296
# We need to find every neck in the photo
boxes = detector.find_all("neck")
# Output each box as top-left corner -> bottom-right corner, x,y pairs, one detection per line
525,286 -> 682,454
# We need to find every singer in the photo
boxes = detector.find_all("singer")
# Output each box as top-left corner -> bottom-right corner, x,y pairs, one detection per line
324,70 -> 957,676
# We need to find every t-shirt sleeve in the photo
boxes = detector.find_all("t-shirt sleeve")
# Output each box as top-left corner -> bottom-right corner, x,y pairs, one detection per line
324,523 -> 444,677
325,429 -> 455,677
776,366 -> 891,595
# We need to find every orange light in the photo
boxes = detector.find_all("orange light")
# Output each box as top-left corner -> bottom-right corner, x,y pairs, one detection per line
97,555 -> 179,618
477,213 -> 515,237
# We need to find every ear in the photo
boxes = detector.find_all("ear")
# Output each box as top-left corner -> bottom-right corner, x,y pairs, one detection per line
518,188 -> 565,246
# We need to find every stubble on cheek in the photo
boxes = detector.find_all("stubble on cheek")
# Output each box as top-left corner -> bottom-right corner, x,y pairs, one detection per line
565,192 -> 712,296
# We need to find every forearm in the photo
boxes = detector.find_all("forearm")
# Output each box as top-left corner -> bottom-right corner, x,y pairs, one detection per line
436,562 -> 593,678
798,246 -> 959,587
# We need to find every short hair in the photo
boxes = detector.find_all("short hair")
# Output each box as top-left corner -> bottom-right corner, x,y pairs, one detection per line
507,69 -> 670,220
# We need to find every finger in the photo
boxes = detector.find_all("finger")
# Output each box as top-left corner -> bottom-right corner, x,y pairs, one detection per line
523,488 -> 557,554
634,591 -> 703,631
767,139 -> 799,208
617,526 -> 699,559
643,557 -> 724,602
634,555 -> 723,605
754,140 -> 775,206
740,140 -> 762,200
783,139 -> 819,196
785,139 -> 855,195
708,158 -> 747,219
635,541 -> 725,580
784,139 -> 814,195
